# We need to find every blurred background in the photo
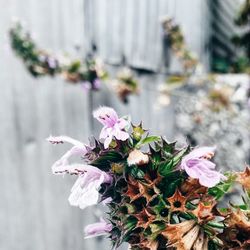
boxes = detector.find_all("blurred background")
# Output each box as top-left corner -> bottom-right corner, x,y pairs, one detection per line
0,0 -> 249,250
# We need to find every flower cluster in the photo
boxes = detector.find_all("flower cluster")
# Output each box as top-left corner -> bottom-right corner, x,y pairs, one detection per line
9,22 -> 106,90
48,107 -> 250,249
9,22 -> 138,101
161,17 -> 198,74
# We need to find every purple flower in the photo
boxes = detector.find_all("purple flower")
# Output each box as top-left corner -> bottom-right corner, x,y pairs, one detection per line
47,135 -> 112,209
84,218 -> 112,238
68,164 -> 112,209
47,57 -> 58,69
81,81 -> 91,92
93,107 -> 130,149
180,146 -> 225,188
92,79 -> 101,90
47,135 -> 89,174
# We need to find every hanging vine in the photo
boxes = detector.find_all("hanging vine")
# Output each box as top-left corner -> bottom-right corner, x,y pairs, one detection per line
9,22 -> 139,102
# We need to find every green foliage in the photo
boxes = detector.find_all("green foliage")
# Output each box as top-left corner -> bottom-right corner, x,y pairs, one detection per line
155,145 -> 189,176
135,136 -> 161,148
161,171 -> 185,197
91,151 -> 124,171
128,165 -> 145,179
9,22 -> 106,88
208,172 -> 237,200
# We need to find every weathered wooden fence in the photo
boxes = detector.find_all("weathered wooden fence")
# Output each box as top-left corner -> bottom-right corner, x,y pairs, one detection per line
0,0 -> 247,250
1,1 -> 100,250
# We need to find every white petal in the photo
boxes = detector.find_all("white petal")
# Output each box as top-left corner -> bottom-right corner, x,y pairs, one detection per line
104,136 -> 113,149
68,174 -> 105,209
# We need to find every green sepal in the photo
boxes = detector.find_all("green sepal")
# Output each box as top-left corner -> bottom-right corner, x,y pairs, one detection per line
132,123 -> 147,141
161,139 -> 177,154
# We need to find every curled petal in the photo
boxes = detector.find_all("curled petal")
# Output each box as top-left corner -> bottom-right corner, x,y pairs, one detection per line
47,135 -> 89,175
84,219 -> 112,238
186,146 -> 216,160
52,147 -> 87,174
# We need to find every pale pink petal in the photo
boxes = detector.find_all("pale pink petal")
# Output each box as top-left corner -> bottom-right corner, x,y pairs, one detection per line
47,135 -> 89,175
67,165 -> 112,209
100,127 -> 113,140
181,146 -> 223,188
104,135 -> 113,149
117,118 -> 129,129
186,146 -> 216,160
93,106 -> 118,126
84,219 -> 112,239
198,168 -> 222,188
99,127 -> 109,139
183,163 -> 200,179
68,179 -> 100,209
68,173 -> 104,209
52,147 -> 87,175
113,127 -> 130,141
93,107 -> 130,146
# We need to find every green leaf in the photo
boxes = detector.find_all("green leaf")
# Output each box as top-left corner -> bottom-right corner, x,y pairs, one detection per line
172,146 -> 190,165
159,171 -> 185,197
124,216 -> 137,231
129,166 -> 145,179
136,136 -> 161,148
91,151 -> 123,171
158,160 -> 174,176
157,147 -> 189,176
208,172 -> 237,200
122,216 -> 138,242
